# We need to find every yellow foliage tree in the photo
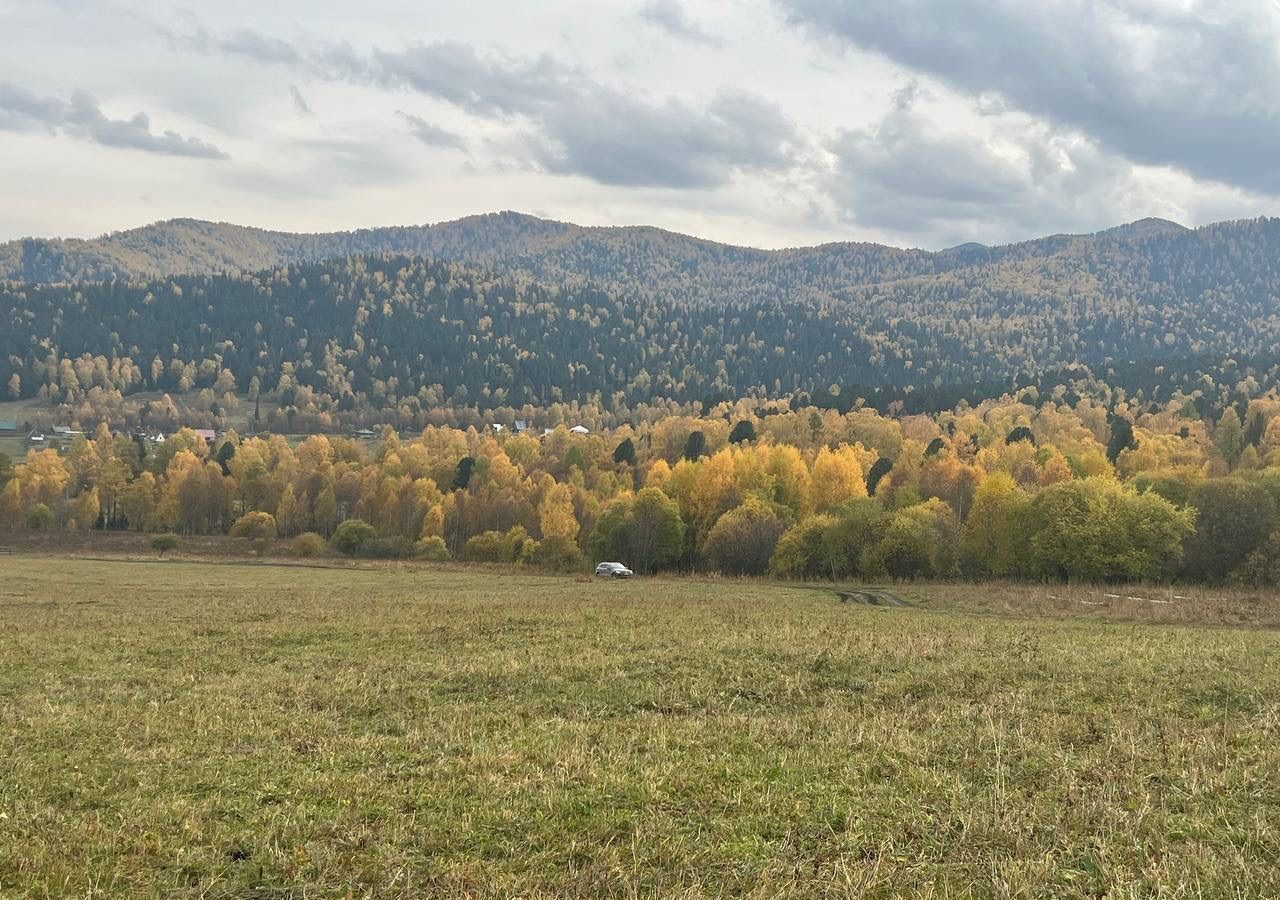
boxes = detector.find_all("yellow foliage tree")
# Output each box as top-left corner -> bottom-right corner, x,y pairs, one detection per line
809,445 -> 867,512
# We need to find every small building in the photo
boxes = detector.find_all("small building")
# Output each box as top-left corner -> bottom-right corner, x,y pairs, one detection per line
570,425 -> 590,435
193,428 -> 217,443
354,428 -> 377,441
491,423 -> 506,433
51,425 -> 81,438
513,420 -> 528,433
0,420 -> 16,433
27,430 -> 45,445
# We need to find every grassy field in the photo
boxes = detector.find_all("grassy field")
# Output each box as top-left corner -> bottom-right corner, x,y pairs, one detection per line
2,560 -> 1279,898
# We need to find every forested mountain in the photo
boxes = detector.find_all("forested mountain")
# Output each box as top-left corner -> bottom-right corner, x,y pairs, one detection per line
0,211 -> 934,290
4,213 -> 1280,426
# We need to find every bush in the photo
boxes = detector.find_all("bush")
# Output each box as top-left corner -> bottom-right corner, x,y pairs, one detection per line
26,503 -> 52,531
229,511 -> 278,554
151,533 -> 180,557
769,515 -> 837,579
1025,478 -> 1192,582
863,499 -> 960,580
463,526 -> 534,563
330,518 -> 377,556
362,536 -> 415,559
820,498 -> 889,580
531,534 -> 584,571
415,535 -> 451,561
1183,479 -> 1275,582
291,532 -> 328,558
702,499 -> 786,576
1231,531 -> 1280,586
464,530 -> 509,562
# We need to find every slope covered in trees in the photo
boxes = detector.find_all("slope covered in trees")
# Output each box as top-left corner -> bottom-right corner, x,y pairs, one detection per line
6,215 -> 1280,424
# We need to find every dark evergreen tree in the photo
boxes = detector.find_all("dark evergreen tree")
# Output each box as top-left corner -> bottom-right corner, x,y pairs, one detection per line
729,420 -> 757,444
683,430 -> 706,461
613,437 -> 636,466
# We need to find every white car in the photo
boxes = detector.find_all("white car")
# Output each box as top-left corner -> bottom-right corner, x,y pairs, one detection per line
594,561 -> 634,578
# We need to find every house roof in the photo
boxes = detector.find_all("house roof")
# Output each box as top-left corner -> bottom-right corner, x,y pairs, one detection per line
0,421 -> 16,431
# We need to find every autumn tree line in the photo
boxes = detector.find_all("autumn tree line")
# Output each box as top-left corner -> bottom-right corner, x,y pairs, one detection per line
6,392 -> 1280,584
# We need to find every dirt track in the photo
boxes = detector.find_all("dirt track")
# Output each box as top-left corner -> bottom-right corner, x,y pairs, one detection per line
834,588 -> 908,607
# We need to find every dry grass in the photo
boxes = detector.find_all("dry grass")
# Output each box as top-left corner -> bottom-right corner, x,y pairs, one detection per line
2,559 -> 1279,898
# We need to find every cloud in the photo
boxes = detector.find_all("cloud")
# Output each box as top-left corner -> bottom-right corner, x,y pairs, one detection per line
185,30 -> 797,189
397,111 -> 466,151
372,43 -> 798,187
289,84 -> 312,116
0,82 -> 229,159
824,85 -> 1183,246
639,0 -> 724,47
777,0 -> 1280,195
363,41 -> 570,118
529,87 -> 795,188
168,25 -> 301,65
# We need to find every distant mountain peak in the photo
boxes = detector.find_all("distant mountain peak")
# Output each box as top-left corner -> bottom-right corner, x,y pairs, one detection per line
1094,217 -> 1189,240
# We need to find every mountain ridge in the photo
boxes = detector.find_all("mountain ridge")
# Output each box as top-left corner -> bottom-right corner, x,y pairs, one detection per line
0,210 -> 1231,288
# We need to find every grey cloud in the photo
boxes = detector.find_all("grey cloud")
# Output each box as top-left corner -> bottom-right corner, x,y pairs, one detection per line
164,16 -> 796,188
0,82 -> 229,159
365,42 -> 571,117
397,111 -> 466,150
778,0 -> 1280,194
826,89 -> 1168,246
190,27 -> 797,189
639,0 -> 724,47
530,87 -> 793,188
289,84 -> 312,116
170,25 -> 301,65
372,44 -> 795,187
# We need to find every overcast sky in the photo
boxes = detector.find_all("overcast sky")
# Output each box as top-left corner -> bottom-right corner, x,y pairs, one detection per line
2,0 -> 1279,249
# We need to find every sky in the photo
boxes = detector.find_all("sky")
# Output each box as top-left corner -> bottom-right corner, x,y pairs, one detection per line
2,0 -> 1279,250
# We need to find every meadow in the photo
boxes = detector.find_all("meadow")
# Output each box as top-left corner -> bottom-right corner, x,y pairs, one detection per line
2,558 -> 1279,898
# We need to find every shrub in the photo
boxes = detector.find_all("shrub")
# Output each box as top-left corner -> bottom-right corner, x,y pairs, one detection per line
1183,479 -> 1275,582
464,530 -> 509,562
151,533 -> 180,557
769,514 -> 837,579
330,518 -> 377,556
702,499 -> 786,576
291,532 -> 328,558
362,536 -> 415,559
1025,478 -> 1192,582
531,534 -> 584,571
415,536 -> 451,561
463,526 -> 534,563
229,511 -> 278,554
26,503 -> 52,531
863,499 -> 960,580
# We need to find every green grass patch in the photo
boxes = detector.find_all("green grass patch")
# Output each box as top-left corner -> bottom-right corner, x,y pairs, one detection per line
2,560 -> 1278,897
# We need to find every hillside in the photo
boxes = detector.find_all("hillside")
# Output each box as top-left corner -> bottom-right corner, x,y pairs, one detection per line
3,213 -> 1280,426
0,212 -> 1195,301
